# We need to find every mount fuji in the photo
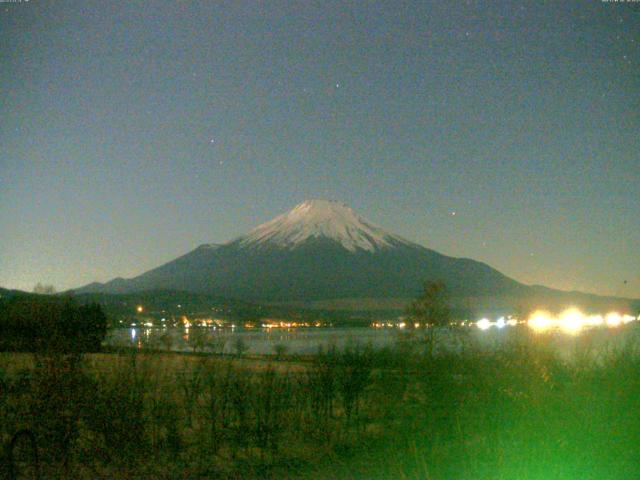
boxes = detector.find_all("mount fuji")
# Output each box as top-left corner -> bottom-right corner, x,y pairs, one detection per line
74,200 -> 632,311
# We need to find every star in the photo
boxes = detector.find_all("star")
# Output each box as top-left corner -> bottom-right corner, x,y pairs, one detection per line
210,139 -> 215,144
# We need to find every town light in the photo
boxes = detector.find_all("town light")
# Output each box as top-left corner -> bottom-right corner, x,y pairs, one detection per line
528,310 -> 554,332
559,308 -> 584,335
476,318 -> 491,330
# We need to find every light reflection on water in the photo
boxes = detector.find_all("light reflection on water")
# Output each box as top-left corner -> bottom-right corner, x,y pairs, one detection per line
105,323 -> 640,357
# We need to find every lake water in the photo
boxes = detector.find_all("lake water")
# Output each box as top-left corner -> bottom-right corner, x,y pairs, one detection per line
105,323 -> 640,358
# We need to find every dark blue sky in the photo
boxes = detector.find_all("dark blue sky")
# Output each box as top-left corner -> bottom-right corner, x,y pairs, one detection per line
1,0 -> 638,297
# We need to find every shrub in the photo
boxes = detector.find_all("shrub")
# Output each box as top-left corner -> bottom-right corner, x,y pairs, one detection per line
0,298 -> 107,353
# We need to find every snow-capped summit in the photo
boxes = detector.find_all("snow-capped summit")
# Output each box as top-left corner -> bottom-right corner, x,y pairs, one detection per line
239,199 -> 410,252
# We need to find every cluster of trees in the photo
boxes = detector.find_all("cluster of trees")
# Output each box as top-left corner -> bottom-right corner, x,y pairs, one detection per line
33,283 -> 57,295
407,280 -> 451,327
0,297 -> 107,352
407,280 -> 452,353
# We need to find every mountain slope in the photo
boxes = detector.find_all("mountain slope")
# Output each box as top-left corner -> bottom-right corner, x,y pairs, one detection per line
74,200 -> 636,311
76,200 -> 527,301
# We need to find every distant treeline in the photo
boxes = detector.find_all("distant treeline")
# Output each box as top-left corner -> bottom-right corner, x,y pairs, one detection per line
0,296 -> 107,352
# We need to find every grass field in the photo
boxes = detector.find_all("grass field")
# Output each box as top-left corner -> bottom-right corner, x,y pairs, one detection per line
2,327 -> 640,479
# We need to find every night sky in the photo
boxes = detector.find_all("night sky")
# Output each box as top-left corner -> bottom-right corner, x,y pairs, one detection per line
1,1 -> 638,298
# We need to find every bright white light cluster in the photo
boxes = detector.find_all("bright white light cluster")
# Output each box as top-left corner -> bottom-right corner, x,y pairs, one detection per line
526,309 -> 637,335
474,309 -> 638,334
475,316 -> 518,330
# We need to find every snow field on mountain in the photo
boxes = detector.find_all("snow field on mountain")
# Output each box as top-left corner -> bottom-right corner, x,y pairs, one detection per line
240,199 -> 410,252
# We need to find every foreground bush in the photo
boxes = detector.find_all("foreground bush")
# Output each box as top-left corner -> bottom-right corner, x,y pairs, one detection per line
0,297 -> 107,353
1,329 -> 640,478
